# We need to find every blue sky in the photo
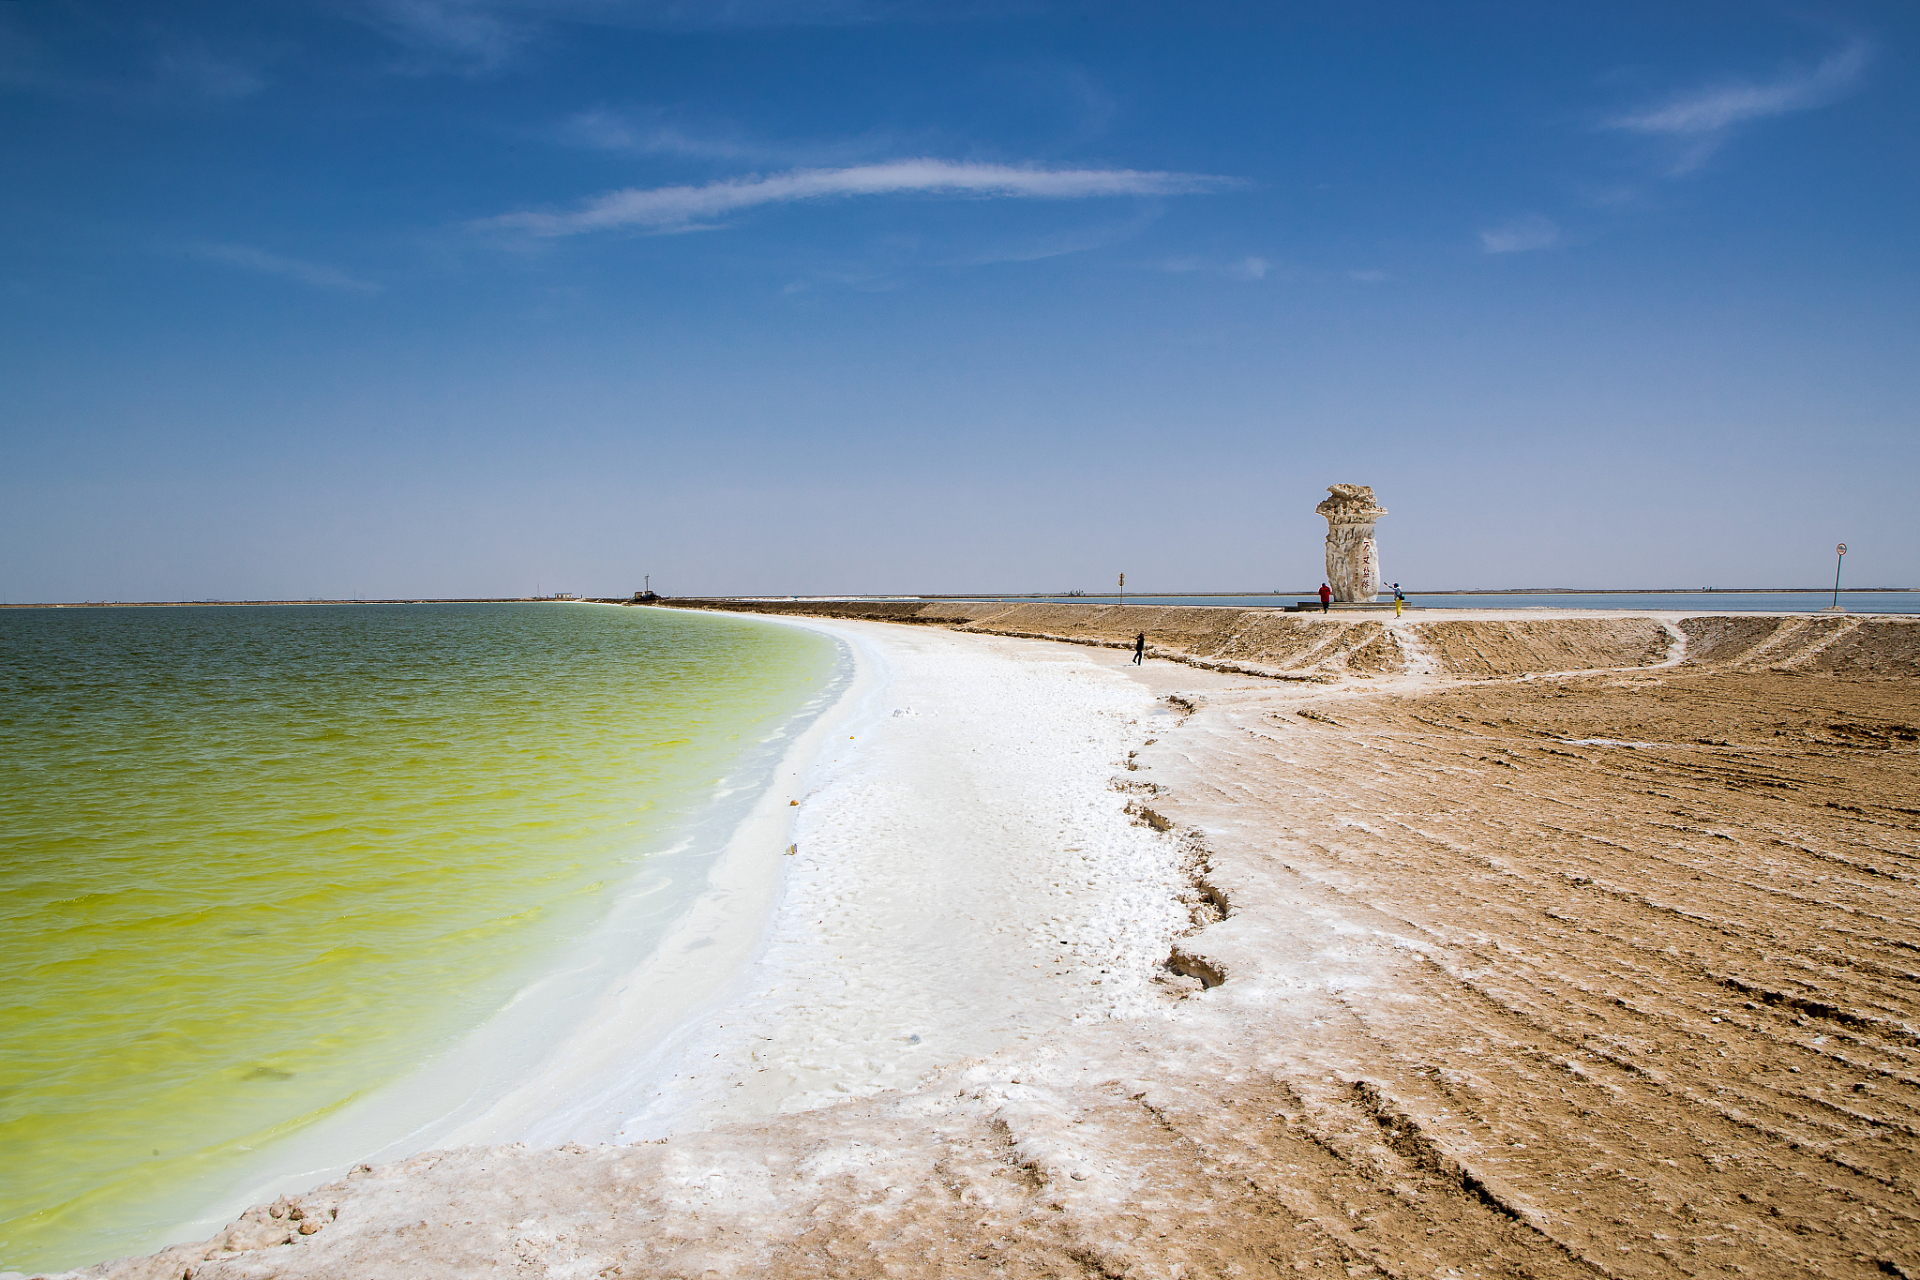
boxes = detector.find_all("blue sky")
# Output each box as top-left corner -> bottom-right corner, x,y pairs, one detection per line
2,1 -> 1915,599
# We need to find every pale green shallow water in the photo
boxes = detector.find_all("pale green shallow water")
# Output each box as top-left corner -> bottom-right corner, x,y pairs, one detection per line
0,603 -> 837,1274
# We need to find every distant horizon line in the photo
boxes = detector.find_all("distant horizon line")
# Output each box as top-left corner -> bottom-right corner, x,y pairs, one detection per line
3,586 -> 1916,610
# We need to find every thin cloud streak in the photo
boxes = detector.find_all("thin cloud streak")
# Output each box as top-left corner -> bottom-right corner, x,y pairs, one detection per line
1147,254 -> 1277,281
358,1 -> 1028,71
362,0 -> 532,72
196,244 -> 382,292
486,159 -> 1237,236
561,110 -> 769,159
556,108 -> 902,166
1480,214 -> 1559,255
1606,38 -> 1869,172
1610,40 -> 1868,135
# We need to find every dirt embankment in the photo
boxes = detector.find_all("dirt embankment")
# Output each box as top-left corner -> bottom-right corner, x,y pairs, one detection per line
1150,669 -> 1920,1278
665,599 -> 1920,681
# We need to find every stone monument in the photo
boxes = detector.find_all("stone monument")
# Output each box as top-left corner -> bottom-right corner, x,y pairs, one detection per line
1316,484 -> 1386,603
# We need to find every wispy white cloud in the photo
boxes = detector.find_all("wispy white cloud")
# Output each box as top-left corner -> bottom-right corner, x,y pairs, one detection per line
357,0 -> 1021,72
1574,184 -> 1649,210
1606,38 -> 1870,172
1148,254 -> 1276,282
196,244 -> 382,293
556,108 -> 904,165
484,159 -> 1236,236
361,0 -> 532,72
560,109 -> 768,159
780,266 -> 909,295
1479,214 -> 1559,255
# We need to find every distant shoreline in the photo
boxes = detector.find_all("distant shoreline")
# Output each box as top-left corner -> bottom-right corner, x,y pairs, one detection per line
0,597 -> 576,609
3,587 -> 1915,610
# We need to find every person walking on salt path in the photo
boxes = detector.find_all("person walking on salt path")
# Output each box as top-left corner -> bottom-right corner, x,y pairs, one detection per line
1319,582 -> 1332,613
1133,632 -> 1146,665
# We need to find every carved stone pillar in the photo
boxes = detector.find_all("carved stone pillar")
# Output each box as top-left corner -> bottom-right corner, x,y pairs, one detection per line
1315,484 -> 1386,603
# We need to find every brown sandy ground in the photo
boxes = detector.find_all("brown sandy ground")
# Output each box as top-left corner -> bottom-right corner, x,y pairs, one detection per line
665,600 -> 1920,683
70,633 -> 1920,1280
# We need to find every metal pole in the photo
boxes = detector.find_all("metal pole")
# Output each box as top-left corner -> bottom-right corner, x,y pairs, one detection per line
1833,544 -> 1846,608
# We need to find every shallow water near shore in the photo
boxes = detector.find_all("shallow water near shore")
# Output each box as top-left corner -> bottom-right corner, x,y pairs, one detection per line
0,603 -> 836,1274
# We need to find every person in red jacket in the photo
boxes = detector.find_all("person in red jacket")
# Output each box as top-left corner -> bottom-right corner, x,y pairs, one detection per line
1318,582 -> 1332,613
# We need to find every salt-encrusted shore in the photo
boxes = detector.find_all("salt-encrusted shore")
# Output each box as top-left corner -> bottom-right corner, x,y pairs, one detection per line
609,615 -> 1205,1141
41,608 -> 1920,1280
417,610 -> 1210,1151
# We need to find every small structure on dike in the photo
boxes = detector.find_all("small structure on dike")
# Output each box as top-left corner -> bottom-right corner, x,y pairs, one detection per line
1316,484 -> 1386,604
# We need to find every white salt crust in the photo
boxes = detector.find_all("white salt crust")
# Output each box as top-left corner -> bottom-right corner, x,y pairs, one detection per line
605,618 -> 1190,1139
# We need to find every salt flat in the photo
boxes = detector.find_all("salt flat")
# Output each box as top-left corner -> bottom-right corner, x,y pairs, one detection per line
54,610 -> 1920,1280
610,618 -> 1204,1139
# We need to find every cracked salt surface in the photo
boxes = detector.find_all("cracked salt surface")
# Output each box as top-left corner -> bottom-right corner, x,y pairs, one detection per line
612,619 -> 1194,1140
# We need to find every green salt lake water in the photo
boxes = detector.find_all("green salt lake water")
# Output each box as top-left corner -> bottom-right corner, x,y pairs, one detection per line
0,603 -> 837,1274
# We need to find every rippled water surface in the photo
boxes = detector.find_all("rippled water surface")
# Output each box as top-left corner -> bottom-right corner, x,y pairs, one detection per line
0,604 -> 835,1273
